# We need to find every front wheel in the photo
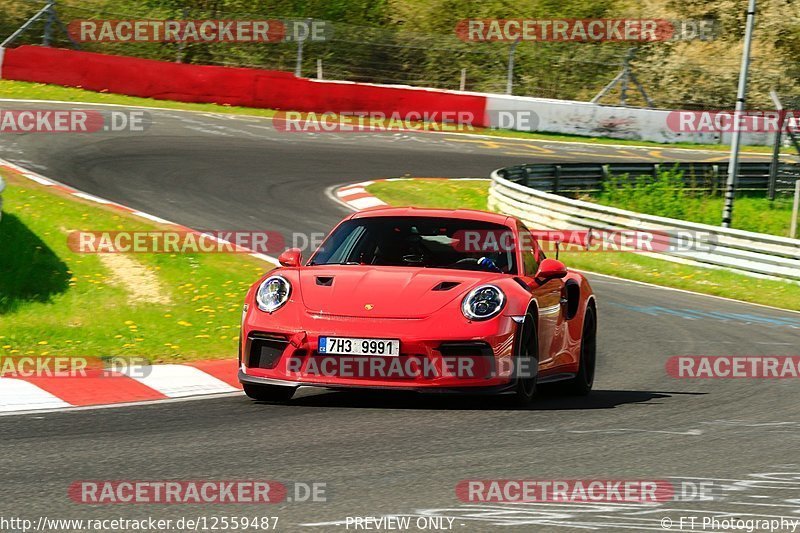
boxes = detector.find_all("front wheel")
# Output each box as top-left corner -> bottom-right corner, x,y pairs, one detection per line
243,383 -> 295,402
511,313 -> 539,407
563,306 -> 596,396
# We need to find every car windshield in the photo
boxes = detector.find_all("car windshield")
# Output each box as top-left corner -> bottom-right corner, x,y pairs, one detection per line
308,216 -> 517,274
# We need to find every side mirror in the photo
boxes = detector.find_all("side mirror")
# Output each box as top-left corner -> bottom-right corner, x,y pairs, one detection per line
535,258 -> 567,282
278,248 -> 302,267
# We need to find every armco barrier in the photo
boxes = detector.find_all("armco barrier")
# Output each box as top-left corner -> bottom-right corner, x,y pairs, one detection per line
489,169 -> 800,281
0,45 -> 487,125
497,162 -> 800,194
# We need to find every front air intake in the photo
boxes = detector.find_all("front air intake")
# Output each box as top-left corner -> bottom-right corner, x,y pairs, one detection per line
247,334 -> 289,369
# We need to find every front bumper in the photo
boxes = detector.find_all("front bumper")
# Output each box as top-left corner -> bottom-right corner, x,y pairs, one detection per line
239,312 -> 520,390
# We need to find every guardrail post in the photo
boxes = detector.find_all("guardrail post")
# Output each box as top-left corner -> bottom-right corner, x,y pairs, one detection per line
652,163 -> 660,179
601,164 -> 611,191
553,165 -> 561,194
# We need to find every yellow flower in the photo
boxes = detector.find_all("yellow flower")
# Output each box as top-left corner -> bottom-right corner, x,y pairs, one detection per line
37,341 -> 48,345
177,320 -> 193,327
114,335 -> 123,339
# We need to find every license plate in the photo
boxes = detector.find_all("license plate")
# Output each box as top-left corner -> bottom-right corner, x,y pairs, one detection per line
319,337 -> 400,356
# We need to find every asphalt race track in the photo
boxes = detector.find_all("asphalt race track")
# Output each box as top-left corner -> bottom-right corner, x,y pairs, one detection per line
1,102 -> 799,532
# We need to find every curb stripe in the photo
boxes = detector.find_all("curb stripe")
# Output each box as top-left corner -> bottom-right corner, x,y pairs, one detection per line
348,196 -> 387,209
0,378 -> 71,412
188,360 -> 243,389
20,373 -> 169,407
120,364 -> 239,398
335,180 -> 389,211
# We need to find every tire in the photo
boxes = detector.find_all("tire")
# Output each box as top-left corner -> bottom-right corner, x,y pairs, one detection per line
511,312 -> 539,407
243,383 -> 295,402
564,305 -> 597,396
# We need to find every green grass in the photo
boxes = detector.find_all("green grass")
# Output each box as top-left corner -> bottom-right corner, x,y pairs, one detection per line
365,178 -> 800,311
587,170 -> 795,237
0,79 -> 781,153
0,170 -> 273,362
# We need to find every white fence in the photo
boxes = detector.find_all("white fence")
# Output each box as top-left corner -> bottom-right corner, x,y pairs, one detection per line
489,170 -> 800,281
484,94 -> 775,146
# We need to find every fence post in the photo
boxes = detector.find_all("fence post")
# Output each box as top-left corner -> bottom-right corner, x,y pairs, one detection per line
459,68 -> 466,91
295,18 -> 312,77
768,115 -> 784,201
506,37 -> 520,95
791,179 -> 800,239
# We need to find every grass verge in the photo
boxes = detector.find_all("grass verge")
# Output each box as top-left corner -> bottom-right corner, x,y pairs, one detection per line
0,169 -> 273,362
587,169 -> 796,237
366,178 -> 800,311
0,79 -> 781,153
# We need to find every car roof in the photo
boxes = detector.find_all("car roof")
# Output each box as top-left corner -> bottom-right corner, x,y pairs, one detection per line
348,206 -> 514,226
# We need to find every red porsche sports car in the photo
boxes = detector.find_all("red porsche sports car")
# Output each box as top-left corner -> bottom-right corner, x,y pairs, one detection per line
239,207 -> 597,405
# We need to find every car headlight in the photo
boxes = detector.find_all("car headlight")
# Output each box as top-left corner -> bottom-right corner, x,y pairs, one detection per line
461,285 -> 505,321
256,275 -> 291,313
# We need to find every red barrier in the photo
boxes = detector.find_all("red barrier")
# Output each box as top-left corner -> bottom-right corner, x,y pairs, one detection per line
1,46 -> 487,126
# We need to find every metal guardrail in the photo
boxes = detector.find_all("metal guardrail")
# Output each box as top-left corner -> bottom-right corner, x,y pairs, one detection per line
489,168 -> 800,281
496,161 -> 800,194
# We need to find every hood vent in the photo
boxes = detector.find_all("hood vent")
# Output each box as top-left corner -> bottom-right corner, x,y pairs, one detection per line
315,276 -> 334,286
432,281 -> 461,291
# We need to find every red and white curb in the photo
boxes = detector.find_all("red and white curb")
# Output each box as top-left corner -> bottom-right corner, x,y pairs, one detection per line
0,359 -> 241,413
0,158 -> 281,413
335,180 -> 388,210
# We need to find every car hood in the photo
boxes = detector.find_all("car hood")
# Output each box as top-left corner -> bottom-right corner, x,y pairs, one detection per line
298,266 -> 498,318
